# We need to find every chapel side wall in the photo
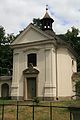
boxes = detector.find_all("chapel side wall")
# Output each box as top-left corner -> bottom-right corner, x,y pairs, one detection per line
57,48 -> 75,98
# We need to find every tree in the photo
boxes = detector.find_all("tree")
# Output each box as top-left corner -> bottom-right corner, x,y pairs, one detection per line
65,27 -> 80,47
75,73 -> 80,95
0,26 -> 6,45
0,26 -> 15,75
7,33 -> 15,44
33,18 -> 42,29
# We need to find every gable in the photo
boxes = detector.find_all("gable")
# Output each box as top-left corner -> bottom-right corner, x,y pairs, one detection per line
11,24 -> 53,45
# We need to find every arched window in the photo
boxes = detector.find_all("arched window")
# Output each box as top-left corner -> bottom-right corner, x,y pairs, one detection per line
27,53 -> 37,67
1,83 -> 9,98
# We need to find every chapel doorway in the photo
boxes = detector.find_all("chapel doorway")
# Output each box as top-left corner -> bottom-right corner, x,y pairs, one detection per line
27,77 -> 36,99
1,83 -> 9,98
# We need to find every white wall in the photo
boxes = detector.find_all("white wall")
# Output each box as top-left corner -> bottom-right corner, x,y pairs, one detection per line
57,48 -> 77,97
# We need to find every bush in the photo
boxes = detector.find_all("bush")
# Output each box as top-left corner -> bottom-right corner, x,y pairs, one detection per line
75,73 -> 80,95
32,97 -> 40,104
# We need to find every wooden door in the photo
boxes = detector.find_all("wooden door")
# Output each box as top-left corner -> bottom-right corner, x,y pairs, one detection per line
27,77 -> 36,99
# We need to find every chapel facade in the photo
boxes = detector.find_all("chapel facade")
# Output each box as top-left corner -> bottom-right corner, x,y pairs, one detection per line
0,8 -> 77,100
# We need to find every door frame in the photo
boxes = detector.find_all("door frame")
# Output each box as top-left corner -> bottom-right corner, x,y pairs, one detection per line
23,75 -> 38,100
23,65 -> 39,100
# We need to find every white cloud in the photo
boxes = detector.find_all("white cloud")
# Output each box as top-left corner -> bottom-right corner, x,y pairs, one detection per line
0,0 -> 80,35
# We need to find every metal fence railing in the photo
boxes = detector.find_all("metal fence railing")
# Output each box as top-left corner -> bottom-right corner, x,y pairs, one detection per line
0,101 -> 80,120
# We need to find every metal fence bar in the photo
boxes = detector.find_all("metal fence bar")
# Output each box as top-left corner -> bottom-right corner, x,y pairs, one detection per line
50,102 -> 52,120
2,104 -> 4,120
0,102 -> 80,120
70,112 -> 72,120
16,101 -> 18,120
32,102 -> 34,120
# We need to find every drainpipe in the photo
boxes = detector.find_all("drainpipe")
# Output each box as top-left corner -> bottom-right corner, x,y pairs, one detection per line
55,46 -> 58,100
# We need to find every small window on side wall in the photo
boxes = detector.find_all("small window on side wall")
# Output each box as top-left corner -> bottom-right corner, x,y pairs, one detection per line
72,59 -> 74,66
27,53 -> 37,67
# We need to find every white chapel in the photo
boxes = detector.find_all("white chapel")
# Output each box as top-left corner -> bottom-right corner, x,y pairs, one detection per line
10,8 -> 77,100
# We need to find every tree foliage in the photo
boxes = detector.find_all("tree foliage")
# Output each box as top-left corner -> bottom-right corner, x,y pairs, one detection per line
64,27 -> 80,47
75,73 -> 80,95
0,26 -> 15,75
33,18 -> 42,29
0,26 -> 5,45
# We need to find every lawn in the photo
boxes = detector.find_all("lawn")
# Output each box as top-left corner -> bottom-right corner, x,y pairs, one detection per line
0,99 -> 80,120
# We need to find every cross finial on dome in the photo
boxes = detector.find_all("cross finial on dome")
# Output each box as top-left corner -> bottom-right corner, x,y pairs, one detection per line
46,4 -> 48,11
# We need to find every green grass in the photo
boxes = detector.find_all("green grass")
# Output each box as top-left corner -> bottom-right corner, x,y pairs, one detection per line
0,99 -> 16,104
0,99 -> 80,120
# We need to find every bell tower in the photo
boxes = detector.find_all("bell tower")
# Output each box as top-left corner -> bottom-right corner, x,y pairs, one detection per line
40,5 -> 54,31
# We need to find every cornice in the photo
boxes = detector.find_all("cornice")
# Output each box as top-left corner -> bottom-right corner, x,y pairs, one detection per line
11,39 -> 56,49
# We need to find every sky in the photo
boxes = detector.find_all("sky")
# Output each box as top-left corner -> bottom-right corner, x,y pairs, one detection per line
0,0 -> 80,35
